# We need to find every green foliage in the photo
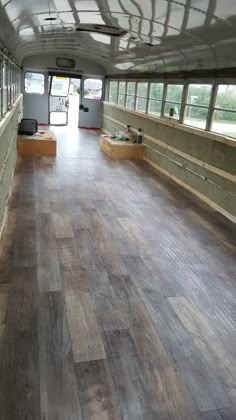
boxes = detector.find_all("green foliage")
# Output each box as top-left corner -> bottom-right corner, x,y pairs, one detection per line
150,83 -> 163,99
138,82 -> 148,97
76,86 -> 80,94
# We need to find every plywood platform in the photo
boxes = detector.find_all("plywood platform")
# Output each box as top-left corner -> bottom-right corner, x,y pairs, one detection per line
17,130 -> 57,156
100,134 -> 144,160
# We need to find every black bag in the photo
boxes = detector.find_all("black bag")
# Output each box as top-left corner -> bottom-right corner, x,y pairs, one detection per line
18,118 -> 38,136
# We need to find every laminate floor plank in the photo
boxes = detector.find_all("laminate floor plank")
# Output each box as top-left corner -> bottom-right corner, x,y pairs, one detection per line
199,410 -> 224,419
169,296 -> 236,404
13,216 -> 36,267
0,268 -> 40,420
0,283 -> 9,372
65,290 -> 106,363
103,329 -> 137,358
38,291 -> 83,420
0,127 -> 235,419
73,228 -> 97,271
34,172 -> 51,214
86,269 -> 128,331
36,213 -> 62,292
49,191 -> 74,239
75,359 -> 122,420
56,237 -> 89,292
219,406 -> 236,419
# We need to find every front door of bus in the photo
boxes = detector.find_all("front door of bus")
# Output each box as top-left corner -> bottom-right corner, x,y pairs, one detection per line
49,76 -> 70,125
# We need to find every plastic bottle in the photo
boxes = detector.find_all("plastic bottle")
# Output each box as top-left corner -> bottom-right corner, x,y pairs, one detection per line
136,128 -> 142,144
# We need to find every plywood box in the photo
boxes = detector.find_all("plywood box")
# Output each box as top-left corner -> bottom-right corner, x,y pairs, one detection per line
100,134 -> 144,160
17,130 -> 57,156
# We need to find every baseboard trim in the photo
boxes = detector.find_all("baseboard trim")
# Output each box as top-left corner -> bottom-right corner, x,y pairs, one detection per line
79,126 -> 101,130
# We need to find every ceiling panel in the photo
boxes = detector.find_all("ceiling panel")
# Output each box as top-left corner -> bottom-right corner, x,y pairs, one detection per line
0,0 -> 235,75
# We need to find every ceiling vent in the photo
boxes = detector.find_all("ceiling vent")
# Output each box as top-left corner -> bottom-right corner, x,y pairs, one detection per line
44,17 -> 57,21
76,24 -> 127,37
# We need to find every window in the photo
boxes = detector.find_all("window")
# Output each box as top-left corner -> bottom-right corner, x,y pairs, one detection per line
184,84 -> 212,129
51,76 -> 70,97
8,65 -> 11,107
25,72 -> 45,94
84,78 -> 103,100
164,84 -> 183,120
148,83 -> 164,116
16,69 -> 21,98
136,82 -> 148,113
118,81 -> 126,106
126,81 -> 136,109
2,61 -> 7,115
211,84 -> 236,139
0,55 -> 21,118
109,81 -> 118,104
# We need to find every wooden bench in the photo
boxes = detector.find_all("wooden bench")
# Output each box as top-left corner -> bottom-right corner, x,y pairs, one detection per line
17,130 -> 57,156
100,134 -> 144,160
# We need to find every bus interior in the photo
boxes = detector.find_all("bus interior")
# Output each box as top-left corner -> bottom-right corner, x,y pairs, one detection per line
0,1 -> 236,419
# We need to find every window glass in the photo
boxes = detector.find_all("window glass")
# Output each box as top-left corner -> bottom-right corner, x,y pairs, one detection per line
126,95 -> 135,109
150,83 -> 163,100
215,84 -> 236,111
137,82 -> 148,97
119,81 -> 126,94
109,81 -> 118,92
84,78 -> 103,100
109,81 -> 118,103
118,94 -> 125,107
25,72 -> 45,94
51,76 -> 70,97
212,110 -> 236,139
184,84 -> 212,129
184,106 -> 209,129
187,84 -> 212,107
3,61 -> 7,115
136,97 -> 147,113
148,99 -> 162,117
136,82 -> 148,112
50,111 -> 67,125
8,66 -> 12,106
127,82 -> 136,95
166,84 -> 183,103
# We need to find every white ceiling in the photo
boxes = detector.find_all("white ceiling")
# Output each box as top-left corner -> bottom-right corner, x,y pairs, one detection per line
0,0 -> 236,74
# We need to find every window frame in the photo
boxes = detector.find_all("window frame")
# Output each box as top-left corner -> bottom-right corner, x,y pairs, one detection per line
182,83 -> 213,130
163,83 -> 184,121
24,71 -> 45,95
126,81 -> 136,110
118,81 -> 126,107
148,82 -> 164,117
83,78 -> 103,101
210,82 -> 236,138
135,81 -> 149,113
106,77 -> 236,142
109,80 -> 118,104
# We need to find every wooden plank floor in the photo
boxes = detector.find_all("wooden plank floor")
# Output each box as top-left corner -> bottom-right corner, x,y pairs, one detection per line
0,126 -> 236,420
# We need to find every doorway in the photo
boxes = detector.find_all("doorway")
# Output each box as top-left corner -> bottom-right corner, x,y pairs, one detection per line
49,75 -> 81,126
49,74 -> 103,128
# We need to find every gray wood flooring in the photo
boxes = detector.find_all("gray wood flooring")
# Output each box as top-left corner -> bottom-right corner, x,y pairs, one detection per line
0,126 -> 235,419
